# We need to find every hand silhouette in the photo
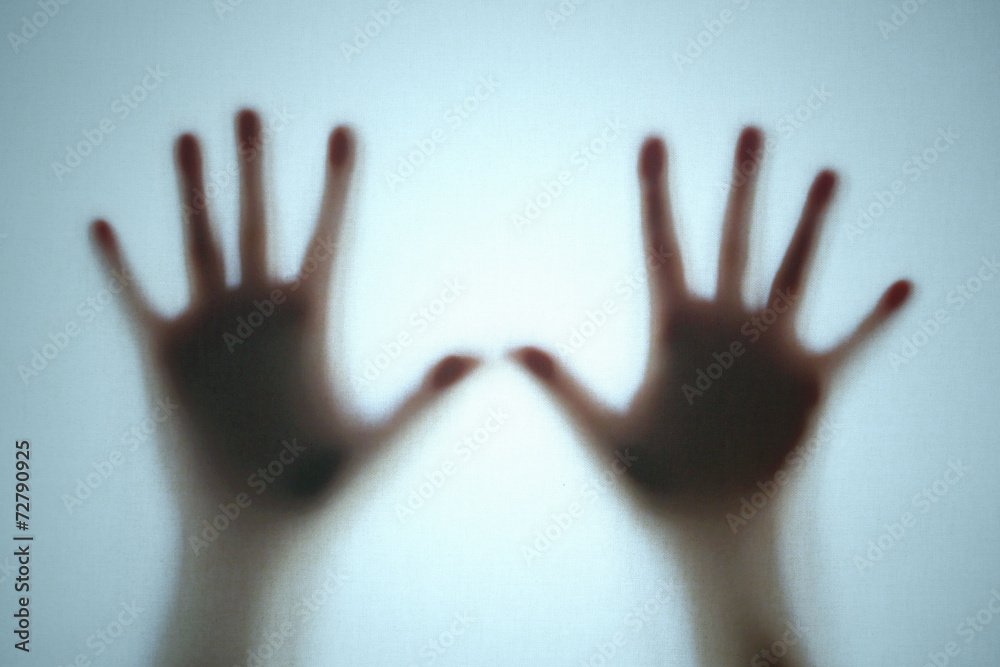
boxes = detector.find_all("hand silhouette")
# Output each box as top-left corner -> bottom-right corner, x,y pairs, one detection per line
514,127 -> 912,516
91,109 -> 477,512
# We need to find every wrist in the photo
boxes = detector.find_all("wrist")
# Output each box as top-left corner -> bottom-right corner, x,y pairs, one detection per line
664,508 -> 808,666
156,519 -> 286,666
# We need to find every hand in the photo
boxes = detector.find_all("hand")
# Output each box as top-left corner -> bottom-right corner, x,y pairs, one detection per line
513,127 -> 912,517
90,109 -> 477,513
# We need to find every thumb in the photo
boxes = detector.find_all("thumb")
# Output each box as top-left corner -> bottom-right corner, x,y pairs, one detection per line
510,346 -> 622,444
364,355 -> 480,447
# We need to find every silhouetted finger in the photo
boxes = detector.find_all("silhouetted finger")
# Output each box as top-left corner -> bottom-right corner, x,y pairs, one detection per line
823,280 -> 912,368
176,134 -> 226,299
511,346 -> 621,443
717,127 -> 763,304
237,109 -> 267,285
365,355 -> 480,446
302,126 -> 354,300
768,170 -> 837,312
639,137 -> 685,304
90,220 -> 159,328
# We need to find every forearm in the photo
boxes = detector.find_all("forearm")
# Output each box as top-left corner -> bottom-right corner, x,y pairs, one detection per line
153,439 -> 347,667
155,507 -> 290,667
668,506 -> 809,666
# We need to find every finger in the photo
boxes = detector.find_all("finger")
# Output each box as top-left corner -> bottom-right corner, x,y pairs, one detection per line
639,138 -> 685,306
176,134 -> 226,299
89,220 -> 159,328
237,109 -> 267,285
717,127 -> 763,304
768,170 -> 837,312
511,346 -> 621,444
365,355 -> 480,446
302,126 -> 354,300
822,280 -> 912,368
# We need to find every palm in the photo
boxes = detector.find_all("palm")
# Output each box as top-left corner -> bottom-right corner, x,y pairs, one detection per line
153,283 -> 343,500
91,111 -> 475,510
516,128 -> 911,512
626,296 -> 820,503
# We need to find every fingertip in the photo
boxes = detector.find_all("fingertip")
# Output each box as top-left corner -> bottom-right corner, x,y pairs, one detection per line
176,133 -> 200,172
513,346 -> 556,382
91,219 -> 113,246
90,220 -> 119,261
882,279 -> 912,312
739,126 -> 762,156
236,108 -> 261,144
90,220 -> 130,283
639,137 -> 665,180
815,169 -> 838,195
430,355 -> 478,390
329,126 -> 354,167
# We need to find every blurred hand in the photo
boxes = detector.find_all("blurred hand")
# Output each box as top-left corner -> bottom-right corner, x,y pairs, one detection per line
514,127 -> 911,517
91,110 -> 477,512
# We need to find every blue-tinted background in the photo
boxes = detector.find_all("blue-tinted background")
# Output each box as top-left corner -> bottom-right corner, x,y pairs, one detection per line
1,0 -> 998,664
